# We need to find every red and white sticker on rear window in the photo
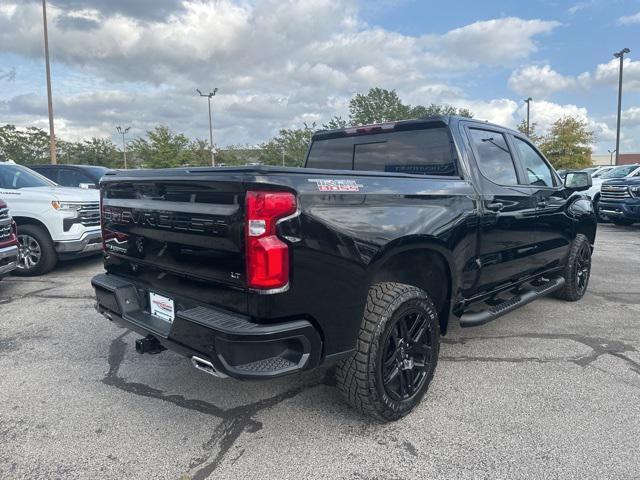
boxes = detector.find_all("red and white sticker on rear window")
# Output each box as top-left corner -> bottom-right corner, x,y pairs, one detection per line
308,179 -> 363,192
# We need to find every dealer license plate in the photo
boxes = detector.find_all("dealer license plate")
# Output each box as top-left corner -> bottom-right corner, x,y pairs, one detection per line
149,292 -> 175,323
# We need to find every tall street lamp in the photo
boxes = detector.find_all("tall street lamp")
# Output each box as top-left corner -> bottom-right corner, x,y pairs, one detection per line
41,0 -> 56,164
116,126 -> 130,169
613,47 -> 630,165
196,88 -> 218,166
608,148 -> 616,166
524,97 -> 532,137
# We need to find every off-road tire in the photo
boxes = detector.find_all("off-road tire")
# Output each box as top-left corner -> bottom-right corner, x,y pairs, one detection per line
14,224 -> 57,276
335,282 -> 440,421
551,233 -> 591,301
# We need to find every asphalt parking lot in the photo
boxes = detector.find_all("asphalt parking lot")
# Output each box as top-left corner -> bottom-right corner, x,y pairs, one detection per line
1,224 -> 639,479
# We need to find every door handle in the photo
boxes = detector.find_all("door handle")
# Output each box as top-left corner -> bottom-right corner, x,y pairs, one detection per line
537,200 -> 548,208
485,201 -> 504,212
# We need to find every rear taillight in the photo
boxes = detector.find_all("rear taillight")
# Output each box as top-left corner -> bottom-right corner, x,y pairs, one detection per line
245,191 -> 296,291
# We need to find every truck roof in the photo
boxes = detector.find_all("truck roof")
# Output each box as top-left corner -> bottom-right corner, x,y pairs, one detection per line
312,115 -> 519,141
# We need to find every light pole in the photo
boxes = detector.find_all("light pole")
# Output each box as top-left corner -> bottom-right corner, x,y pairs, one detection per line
608,149 -> 616,166
613,48 -> 630,165
524,97 -> 532,137
116,126 -> 130,169
196,88 -> 218,166
41,0 -> 56,164
282,148 -> 285,167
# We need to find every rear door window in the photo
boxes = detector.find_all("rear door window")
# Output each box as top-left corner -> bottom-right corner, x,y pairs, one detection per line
468,128 -> 518,185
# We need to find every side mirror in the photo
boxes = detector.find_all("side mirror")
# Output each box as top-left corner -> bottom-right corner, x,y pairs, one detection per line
79,183 -> 98,189
564,171 -> 592,191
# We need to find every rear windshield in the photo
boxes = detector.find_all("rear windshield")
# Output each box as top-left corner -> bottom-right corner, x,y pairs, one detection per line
306,126 -> 458,176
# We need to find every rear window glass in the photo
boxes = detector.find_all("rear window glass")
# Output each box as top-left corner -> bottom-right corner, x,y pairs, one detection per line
306,126 -> 458,176
305,136 -> 356,170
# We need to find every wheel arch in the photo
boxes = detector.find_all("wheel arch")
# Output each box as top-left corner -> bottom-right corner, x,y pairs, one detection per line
13,216 -> 51,234
367,238 -> 455,335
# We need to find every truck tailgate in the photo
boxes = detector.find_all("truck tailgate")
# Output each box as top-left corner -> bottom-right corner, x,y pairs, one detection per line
101,178 -> 246,288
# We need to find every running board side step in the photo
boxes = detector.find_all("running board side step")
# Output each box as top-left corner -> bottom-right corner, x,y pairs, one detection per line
459,276 -> 565,328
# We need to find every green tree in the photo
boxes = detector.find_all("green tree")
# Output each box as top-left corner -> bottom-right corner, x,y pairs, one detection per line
0,124 -> 50,164
322,116 -> 348,130
409,103 -> 473,119
58,138 -> 122,168
260,123 -> 315,167
516,120 -> 542,145
345,88 -> 473,126
130,126 -> 190,168
348,88 -> 411,125
539,117 -> 594,170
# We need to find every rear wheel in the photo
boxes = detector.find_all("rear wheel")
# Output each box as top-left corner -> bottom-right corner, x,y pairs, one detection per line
15,224 -> 57,276
336,282 -> 440,421
552,234 -> 591,301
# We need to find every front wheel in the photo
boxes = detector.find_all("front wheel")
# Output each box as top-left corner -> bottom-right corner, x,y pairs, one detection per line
335,282 -> 440,421
15,224 -> 58,276
552,234 -> 591,301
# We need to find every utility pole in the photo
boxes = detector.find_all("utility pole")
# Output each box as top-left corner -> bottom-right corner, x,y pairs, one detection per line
196,88 -> 218,166
116,126 -> 130,169
613,48 -> 630,165
41,0 -> 56,164
282,148 -> 285,167
524,97 -> 532,137
608,149 -> 616,166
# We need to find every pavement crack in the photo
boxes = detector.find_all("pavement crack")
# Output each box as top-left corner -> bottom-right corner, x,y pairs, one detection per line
442,333 -> 637,368
101,333 -> 328,479
0,283 -> 65,305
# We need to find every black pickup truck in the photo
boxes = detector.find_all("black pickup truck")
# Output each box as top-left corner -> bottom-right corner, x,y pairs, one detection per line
92,116 -> 596,420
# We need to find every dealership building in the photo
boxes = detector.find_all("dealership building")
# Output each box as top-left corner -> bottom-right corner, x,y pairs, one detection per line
592,153 -> 640,166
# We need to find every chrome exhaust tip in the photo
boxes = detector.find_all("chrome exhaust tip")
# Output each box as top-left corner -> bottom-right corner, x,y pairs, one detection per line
191,356 -> 228,378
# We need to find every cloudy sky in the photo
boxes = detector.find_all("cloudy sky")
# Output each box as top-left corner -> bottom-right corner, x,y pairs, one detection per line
0,0 -> 639,153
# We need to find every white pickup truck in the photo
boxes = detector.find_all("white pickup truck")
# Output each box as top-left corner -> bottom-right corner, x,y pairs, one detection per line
0,162 -> 102,275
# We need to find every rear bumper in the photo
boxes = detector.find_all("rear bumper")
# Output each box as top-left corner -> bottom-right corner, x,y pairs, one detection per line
0,245 -> 19,276
91,273 -> 322,380
599,199 -> 640,221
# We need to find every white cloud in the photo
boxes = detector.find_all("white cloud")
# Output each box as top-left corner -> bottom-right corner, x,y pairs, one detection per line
0,1 -> 563,146
433,18 -> 560,66
587,58 -> 640,91
508,65 -> 578,98
618,12 -> 640,25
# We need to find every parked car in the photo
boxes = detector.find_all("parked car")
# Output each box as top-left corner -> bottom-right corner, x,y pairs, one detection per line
0,199 -> 19,280
591,166 -> 615,178
0,162 -> 102,276
598,177 -> 640,226
92,116 -> 595,421
586,164 -> 640,221
29,164 -> 111,189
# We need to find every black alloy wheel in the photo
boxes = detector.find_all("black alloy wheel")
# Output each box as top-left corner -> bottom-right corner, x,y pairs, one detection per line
381,308 -> 435,401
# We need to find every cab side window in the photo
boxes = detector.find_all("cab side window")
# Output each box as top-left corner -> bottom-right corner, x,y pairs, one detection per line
57,169 -> 92,188
468,128 -> 518,185
513,137 -> 556,187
